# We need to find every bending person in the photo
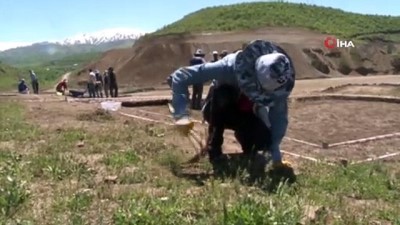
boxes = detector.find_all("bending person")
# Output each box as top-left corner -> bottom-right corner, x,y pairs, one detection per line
168,40 -> 296,175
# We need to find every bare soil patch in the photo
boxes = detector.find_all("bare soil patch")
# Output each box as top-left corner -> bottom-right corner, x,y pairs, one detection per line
20,96 -> 131,134
118,106 -> 242,156
287,100 -> 400,144
324,85 -> 400,96
281,137 -> 400,162
117,100 -> 400,164
20,94 -> 400,165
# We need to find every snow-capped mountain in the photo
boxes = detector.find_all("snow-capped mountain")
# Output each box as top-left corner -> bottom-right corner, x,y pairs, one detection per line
0,28 -> 147,65
59,28 -> 146,45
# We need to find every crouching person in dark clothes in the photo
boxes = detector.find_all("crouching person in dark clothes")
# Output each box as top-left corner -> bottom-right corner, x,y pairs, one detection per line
190,49 -> 206,110
18,79 -> 29,94
168,40 -> 296,182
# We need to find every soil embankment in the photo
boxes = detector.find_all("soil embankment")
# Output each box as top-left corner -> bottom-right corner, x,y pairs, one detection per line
72,27 -> 400,88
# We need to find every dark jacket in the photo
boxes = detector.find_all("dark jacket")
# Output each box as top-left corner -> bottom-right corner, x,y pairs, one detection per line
18,81 -> 28,92
190,56 -> 206,66
103,73 -> 110,85
108,71 -> 117,84
95,72 -> 103,84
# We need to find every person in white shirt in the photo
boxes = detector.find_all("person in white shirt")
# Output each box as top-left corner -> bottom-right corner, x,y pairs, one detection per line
88,69 -> 96,98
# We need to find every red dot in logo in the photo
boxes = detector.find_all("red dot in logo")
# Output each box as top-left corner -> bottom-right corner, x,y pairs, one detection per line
324,37 -> 336,49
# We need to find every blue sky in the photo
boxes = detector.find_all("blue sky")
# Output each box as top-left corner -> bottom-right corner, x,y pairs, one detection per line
0,0 -> 399,50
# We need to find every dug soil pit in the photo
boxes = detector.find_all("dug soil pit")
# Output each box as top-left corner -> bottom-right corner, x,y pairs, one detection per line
281,136 -> 400,162
120,106 -> 204,122
24,97 -> 128,132
287,100 -> 400,144
119,107 -> 242,153
323,85 -> 400,96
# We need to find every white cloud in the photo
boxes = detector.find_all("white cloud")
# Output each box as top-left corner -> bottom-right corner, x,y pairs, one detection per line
0,42 -> 33,51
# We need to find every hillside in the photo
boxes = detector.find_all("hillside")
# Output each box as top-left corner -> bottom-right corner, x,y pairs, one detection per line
0,39 -> 136,67
0,62 -> 21,91
73,2 -> 400,89
153,1 -> 400,39
0,51 -> 102,91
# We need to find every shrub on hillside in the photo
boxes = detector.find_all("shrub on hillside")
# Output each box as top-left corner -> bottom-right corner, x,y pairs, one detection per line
153,2 -> 400,38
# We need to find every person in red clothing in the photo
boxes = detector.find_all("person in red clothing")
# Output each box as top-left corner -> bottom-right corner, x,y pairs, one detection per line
56,79 -> 68,95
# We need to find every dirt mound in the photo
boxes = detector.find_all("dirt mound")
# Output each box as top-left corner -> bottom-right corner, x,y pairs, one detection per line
72,27 -> 400,88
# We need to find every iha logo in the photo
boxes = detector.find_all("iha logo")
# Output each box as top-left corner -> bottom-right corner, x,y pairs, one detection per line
324,37 -> 355,49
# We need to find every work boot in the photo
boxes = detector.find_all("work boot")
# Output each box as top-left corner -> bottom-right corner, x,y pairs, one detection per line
268,161 -> 296,184
208,149 -> 227,164
208,150 -> 229,176
246,152 -> 270,180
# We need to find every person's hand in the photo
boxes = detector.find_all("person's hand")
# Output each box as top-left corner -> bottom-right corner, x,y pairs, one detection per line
174,116 -> 194,136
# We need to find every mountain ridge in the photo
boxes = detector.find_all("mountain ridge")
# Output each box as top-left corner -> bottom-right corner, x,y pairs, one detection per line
58,28 -> 145,46
0,28 -> 146,66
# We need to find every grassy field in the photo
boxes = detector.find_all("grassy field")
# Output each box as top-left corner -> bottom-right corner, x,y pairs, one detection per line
0,63 -> 21,91
1,98 -> 399,224
153,1 -> 400,39
0,52 -> 100,92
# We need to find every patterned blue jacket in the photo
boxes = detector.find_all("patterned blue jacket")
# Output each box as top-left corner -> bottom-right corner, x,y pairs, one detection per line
169,40 -> 295,162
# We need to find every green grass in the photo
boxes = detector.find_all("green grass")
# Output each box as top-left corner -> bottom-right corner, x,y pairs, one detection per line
20,52 -> 101,88
0,61 -> 65,92
0,52 -> 101,92
1,99 -> 400,224
102,151 -> 140,170
0,63 -> 21,91
18,66 -> 66,90
152,1 -> 400,39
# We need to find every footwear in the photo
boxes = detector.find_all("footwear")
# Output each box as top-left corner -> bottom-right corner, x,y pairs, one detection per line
245,153 -> 269,180
209,154 -> 229,176
252,153 -> 270,167
209,153 -> 228,164
272,160 -> 292,168
269,160 -> 296,184
174,117 -> 195,136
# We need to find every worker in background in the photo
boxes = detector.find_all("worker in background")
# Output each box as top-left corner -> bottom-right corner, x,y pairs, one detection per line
108,67 -> 118,98
211,51 -> 219,62
190,49 -> 206,110
56,79 -> 68,95
94,70 -> 104,98
204,51 -> 221,107
220,50 -> 229,59
18,79 -> 29,94
103,70 -> 110,98
88,69 -> 97,98
29,70 -> 39,94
